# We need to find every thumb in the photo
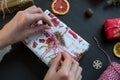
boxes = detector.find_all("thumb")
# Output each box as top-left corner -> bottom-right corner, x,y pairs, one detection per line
49,53 -> 61,72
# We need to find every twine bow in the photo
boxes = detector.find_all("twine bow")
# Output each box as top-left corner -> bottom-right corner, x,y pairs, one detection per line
105,19 -> 120,31
105,25 -> 120,31
40,28 -> 76,60
105,20 -> 120,38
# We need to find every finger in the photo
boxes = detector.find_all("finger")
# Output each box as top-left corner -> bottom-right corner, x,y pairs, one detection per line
70,60 -> 79,76
43,53 -> 61,79
79,74 -> 82,80
39,13 -> 53,26
30,13 -> 53,26
49,53 -> 61,72
76,67 -> 82,80
25,6 -> 43,14
60,52 -> 72,72
37,7 -> 44,13
36,25 -> 50,32
28,25 -> 49,35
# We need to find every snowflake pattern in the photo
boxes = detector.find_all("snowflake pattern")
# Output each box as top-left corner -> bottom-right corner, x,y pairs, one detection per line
93,60 -> 102,70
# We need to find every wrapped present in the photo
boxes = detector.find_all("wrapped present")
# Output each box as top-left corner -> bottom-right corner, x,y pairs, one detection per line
0,0 -> 34,17
24,10 -> 90,66
104,18 -> 120,40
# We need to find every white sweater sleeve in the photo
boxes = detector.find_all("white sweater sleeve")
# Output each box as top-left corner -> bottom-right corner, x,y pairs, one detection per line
0,45 -> 11,62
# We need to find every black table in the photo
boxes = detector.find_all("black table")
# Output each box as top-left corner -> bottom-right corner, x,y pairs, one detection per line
0,0 -> 120,80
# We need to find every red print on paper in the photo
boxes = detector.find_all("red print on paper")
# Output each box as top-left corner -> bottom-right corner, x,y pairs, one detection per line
33,41 -> 38,48
49,13 -> 55,18
51,18 -> 60,26
68,29 -> 78,39
46,38 -> 52,44
39,39 -> 45,43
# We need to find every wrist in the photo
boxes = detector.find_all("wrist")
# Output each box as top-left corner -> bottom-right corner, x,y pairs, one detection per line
0,29 -> 12,49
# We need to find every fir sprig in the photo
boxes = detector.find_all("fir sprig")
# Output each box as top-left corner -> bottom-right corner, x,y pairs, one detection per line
107,0 -> 120,6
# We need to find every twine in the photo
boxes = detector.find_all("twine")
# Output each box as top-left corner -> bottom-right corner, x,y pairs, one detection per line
105,20 -> 120,38
0,0 -> 11,19
40,28 -> 76,59
17,0 -> 26,4
94,37 -> 120,78
105,19 -> 120,31
93,37 -> 112,63
105,25 -> 120,31
0,0 -> 27,19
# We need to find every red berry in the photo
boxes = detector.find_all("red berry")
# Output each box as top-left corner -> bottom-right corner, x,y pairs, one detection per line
33,41 -> 38,48
46,38 -> 52,44
39,39 -> 45,43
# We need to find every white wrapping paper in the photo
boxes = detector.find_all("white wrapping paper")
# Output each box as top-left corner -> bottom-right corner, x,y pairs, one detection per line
24,10 -> 90,66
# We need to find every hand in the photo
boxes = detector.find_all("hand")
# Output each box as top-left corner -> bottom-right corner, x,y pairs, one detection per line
44,52 -> 82,80
0,6 -> 52,48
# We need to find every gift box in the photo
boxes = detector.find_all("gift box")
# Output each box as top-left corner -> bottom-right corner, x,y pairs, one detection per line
104,18 -> 120,40
24,10 -> 90,66
0,0 -> 34,16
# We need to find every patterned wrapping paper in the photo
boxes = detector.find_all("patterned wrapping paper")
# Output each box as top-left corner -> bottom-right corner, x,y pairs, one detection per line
24,10 -> 90,66
104,18 -> 120,40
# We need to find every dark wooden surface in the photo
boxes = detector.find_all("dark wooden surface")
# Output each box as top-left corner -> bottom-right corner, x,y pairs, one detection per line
0,0 -> 120,80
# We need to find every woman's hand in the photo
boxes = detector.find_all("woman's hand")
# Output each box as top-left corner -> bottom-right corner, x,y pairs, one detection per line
44,52 -> 82,80
0,6 -> 52,48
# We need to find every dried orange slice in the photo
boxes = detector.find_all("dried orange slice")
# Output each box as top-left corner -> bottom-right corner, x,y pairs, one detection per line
113,42 -> 120,58
51,0 -> 70,15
